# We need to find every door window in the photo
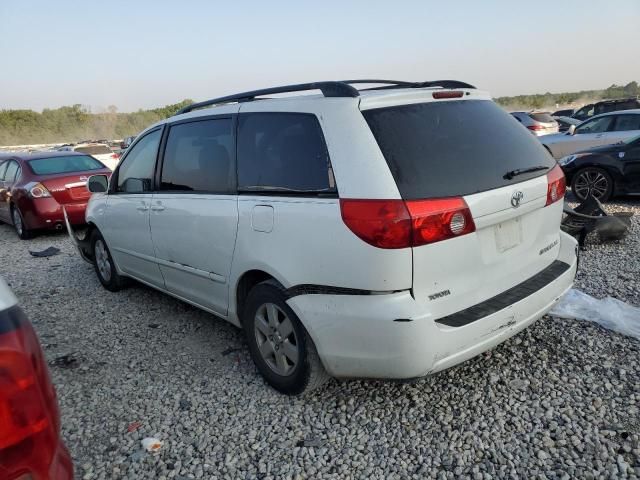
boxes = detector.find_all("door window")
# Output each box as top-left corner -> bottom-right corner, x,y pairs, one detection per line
116,129 -> 162,193
3,161 -> 20,183
237,113 -> 335,193
575,116 -> 613,135
0,161 -> 8,180
161,118 -> 234,193
612,115 -> 640,132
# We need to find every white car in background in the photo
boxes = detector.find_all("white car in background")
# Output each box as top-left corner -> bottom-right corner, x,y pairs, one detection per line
510,111 -> 559,136
541,110 -> 640,159
58,143 -> 119,170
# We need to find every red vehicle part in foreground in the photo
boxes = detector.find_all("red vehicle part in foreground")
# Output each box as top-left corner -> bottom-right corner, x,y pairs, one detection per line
0,279 -> 73,479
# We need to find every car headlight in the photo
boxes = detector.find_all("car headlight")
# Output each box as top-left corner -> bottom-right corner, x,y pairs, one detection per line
558,155 -> 576,166
559,153 -> 588,166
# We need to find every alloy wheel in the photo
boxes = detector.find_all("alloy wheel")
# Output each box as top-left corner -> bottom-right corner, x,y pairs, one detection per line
574,170 -> 609,200
94,239 -> 112,282
12,208 -> 23,236
254,303 -> 299,376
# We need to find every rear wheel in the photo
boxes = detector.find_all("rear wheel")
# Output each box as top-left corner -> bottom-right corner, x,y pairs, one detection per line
571,167 -> 613,202
91,230 -> 127,291
11,206 -> 33,240
243,280 -> 329,395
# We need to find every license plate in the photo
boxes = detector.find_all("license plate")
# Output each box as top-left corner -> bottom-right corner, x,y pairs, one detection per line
495,218 -> 522,252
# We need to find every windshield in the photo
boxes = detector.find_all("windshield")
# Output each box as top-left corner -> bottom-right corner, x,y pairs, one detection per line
362,100 -> 556,199
28,155 -> 105,175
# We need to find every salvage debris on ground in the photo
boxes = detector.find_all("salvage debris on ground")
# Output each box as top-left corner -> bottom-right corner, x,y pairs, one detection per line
551,288 -> 640,340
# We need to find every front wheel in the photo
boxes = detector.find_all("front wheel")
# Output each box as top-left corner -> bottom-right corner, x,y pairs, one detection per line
11,206 -> 33,240
571,167 -> 613,202
91,230 -> 128,291
243,280 -> 329,395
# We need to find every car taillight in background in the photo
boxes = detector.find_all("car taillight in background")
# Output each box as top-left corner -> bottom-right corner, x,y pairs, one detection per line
526,124 -> 546,131
0,306 -> 72,479
110,152 -> 120,159
340,197 -> 476,249
545,164 -> 566,206
25,182 -> 52,199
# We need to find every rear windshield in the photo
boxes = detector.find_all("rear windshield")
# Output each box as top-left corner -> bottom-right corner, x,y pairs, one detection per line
529,112 -> 555,123
362,100 -> 556,199
74,145 -> 111,155
28,155 -> 104,175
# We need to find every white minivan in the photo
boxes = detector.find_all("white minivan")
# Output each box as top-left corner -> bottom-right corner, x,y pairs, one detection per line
68,80 -> 578,394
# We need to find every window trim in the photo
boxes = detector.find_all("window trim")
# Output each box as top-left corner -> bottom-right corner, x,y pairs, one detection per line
155,114 -> 237,195
110,126 -> 164,195
236,111 -> 337,197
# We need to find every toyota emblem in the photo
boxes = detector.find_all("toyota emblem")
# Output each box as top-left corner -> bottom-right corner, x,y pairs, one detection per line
511,191 -> 524,208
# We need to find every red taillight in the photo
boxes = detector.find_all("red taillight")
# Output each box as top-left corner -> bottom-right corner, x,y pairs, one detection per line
340,199 -> 411,249
0,307 -> 62,477
406,198 -> 476,246
432,91 -> 464,99
340,197 -> 475,249
111,153 -> 119,159
28,183 -> 51,199
527,124 -> 545,131
546,164 -> 566,206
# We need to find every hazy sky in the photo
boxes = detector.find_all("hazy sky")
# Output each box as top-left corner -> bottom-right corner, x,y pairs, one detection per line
1,0 -> 639,112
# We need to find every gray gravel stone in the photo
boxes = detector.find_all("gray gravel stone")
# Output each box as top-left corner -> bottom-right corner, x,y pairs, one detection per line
0,197 -> 638,478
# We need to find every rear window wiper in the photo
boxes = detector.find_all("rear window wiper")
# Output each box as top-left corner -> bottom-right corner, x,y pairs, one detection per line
503,165 -> 550,180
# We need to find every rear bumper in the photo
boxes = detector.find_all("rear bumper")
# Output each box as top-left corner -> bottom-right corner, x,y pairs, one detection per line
287,232 -> 578,379
21,198 -> 87,229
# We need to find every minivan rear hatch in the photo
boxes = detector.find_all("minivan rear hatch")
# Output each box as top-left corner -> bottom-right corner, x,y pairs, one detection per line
362,96 -> 565,323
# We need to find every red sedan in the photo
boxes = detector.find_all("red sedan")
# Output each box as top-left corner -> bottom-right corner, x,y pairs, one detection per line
0,152 -> 110,239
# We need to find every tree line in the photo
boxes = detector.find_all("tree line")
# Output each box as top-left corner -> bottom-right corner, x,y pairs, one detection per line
0,100 -> 193,146
1,81 -> 638,145
495,81 -> 638,111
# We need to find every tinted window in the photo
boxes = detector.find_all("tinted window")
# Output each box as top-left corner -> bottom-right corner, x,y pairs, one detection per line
362,100 -> 556,199
117,129 -> 161,193
161,118 -> 233,192
529,113 -> 555,123
3,161 -> 19,182
0,161 -> 8,180
612,115 -> 640,132
75,145 -> 112,155
574,105 -> 594,119
575,116 -> 613,134
28,155 -> 104,175
237,113 -> 334,193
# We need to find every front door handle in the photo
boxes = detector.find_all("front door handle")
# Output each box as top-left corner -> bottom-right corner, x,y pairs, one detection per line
151,205 -> 165,211
136,204 -> 149,211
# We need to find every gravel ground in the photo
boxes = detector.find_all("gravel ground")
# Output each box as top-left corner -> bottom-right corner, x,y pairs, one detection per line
0,198 -> 639,480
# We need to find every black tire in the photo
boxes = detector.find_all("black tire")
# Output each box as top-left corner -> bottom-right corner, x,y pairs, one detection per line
11,205 -> 34,240
91,230 -> 128,292
243,280 -> 329,395
571,167 -> 613,202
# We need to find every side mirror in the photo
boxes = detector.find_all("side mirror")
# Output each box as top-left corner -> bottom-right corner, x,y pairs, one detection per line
87,174 -> 108,193
567,125 -> 576,135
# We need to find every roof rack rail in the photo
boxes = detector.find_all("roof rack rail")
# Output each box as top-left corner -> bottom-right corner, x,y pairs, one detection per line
174,79 -> 476,116
175,81 -> 359,115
